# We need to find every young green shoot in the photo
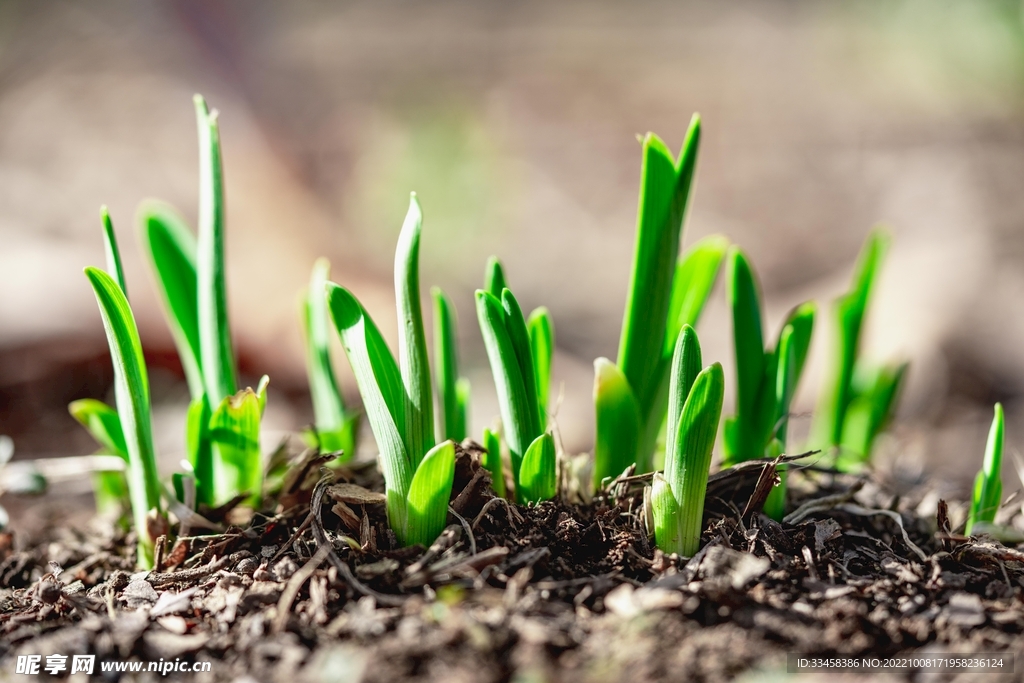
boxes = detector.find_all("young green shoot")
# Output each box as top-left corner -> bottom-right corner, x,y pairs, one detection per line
652,326 -> 724,557
137,95 -> 269,507
595,117 -> 729,482
327,194 -> 455,547
304,258 -> 359,460
71,208 -> 133,517
966,403 -> 1004,535
84,267 -> 164,568
810,228 -> 905,469
721,246 -> 815,519
476,261 -> 556,504
482,427 -> 506,499
432,287 -> 470,442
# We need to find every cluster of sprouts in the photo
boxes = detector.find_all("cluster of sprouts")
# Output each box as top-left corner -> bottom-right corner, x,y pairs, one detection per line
67,95 -> 1009,567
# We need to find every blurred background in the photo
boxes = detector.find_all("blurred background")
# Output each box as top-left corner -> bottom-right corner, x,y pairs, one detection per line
3,0 -> 1024,518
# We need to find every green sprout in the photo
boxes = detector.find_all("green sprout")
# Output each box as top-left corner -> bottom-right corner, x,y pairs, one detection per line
303,258 -> 359,460
135,95 -> 268,507
482,426 -> 506,499
476,259 -> 556,504
966,403 -> 1004,535
70,207 -> 132,518
432,287 -> 470,442
83,265 -> 164,568
327,194 -> 455,547
809,229 -> 906,469
651,325 -> 724,557
721,247 -> 815,519
594,118 -> 728,485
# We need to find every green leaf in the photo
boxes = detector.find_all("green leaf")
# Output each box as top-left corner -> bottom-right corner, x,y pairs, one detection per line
476,290 -> 538,478
501,289 -> 541,435
762,438 -> 787,521
774,302 -> 816,445
665,325 -> 702,463
811,228 -> 890,450
84,267 -> 162,568
208,388 -> 262,507
194,94 -> 237,405
432,286 -> 465,442
665,235 -> 729,355
518,432 -> 556,504
724,246 -> 765,465
616,117 -> 701,427
93,470 -> 128,518
651,473 -> 682,555
100,206 -> 128,299
455,378 -> 470,443
186,394 -> 213,506
482,427 -> 506,499
592,358 -> 642,489
304,258 -> 354,462
69,399 -> 127,459
137,199 -> 203,399
664,363 -> 724,557
528,307 -> 554,427
405,440 -> 455,547
327,283 -> 413,529
967,403 -> 1004,534
838,361 -> 906,468
395,194 -> 434,467
484,256 -> 507,299
256,375 -> 269,416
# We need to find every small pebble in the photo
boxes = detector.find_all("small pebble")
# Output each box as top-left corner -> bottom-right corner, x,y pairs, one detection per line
235,557 -> 258,576
219,573 -> 242,588
253,563 -> 273,582
36,578 -> 62,604
273,557 -> 298,581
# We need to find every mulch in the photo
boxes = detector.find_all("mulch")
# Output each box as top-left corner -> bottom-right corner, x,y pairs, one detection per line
1,444 -> 1022,682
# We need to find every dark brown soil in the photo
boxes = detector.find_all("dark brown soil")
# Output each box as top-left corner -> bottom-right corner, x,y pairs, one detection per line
1,446 -> 1022,682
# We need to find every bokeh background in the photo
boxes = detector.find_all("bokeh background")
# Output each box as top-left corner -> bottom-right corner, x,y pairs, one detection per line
3,0 -> 1024,517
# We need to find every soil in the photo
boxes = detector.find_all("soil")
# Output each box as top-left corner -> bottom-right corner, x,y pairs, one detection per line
1,445 -> 1022,682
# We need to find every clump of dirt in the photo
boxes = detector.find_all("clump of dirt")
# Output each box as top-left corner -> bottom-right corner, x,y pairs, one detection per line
1,446 -> 1021,682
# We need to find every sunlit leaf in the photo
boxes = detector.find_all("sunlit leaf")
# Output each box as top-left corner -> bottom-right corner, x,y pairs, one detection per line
811,228 -> 890,451
137,199 -> 203,398
724,246 -> 765,465
328,283 -> 412,533
617,116 -> 701,434
208,388 -> 262,507
665,362 -> 724,557
432,286 -> 466,442
665,235 -> 729,355
476,290 -> 536,477
517,432 -> 556,504
482,427 -> 506,499
69,399 -> 127,459
186,393 -> 213,506
484,256 -> 507,299
967,403 -> 1004,534
395,194 -> 434,466
405,440 -> 455,547
84,267 -> 162,568
194,94 -> 237,405
100,206 -> 128,298
528,307 -> 554,427
593,359 -> 641,489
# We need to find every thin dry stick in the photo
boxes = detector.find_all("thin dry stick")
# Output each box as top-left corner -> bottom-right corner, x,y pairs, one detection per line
273,543 -> 330,634
448,505 -> 476,556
